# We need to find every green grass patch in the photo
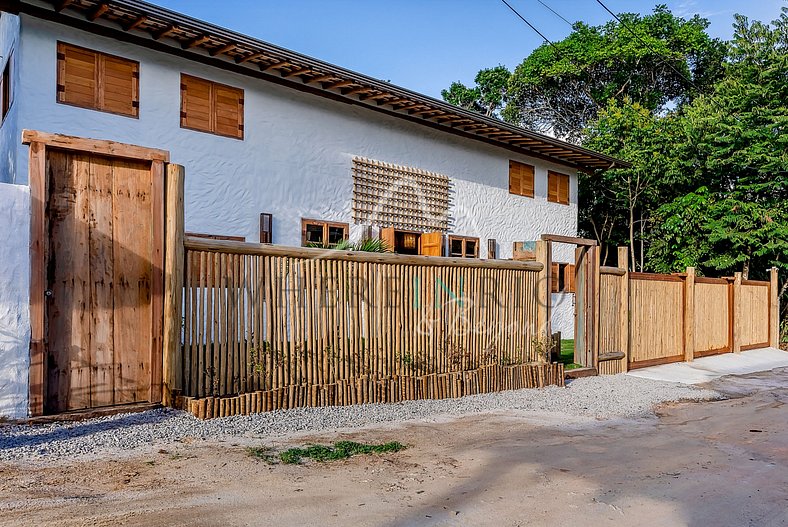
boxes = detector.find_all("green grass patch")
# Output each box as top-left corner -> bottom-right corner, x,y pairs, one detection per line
247,446 -> 278,463
558,339 -> 583,370
279,441 -> 406,464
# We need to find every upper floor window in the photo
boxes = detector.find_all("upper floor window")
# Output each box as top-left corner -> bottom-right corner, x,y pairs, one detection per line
302,219 -> 348,248
57,42 -> 139,118
180,74 -> 244,139
547,171 -> 570,205
1,51 -> 12,123
509,160 -> 534,198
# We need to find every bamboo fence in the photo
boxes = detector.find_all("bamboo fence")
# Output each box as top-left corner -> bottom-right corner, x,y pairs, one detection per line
175,237 -> 558,418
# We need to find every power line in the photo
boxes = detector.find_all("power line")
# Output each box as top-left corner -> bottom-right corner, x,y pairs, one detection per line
535,0 -> 573,28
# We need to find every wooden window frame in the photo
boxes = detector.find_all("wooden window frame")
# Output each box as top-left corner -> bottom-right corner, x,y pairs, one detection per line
508,160 -> 535,198
547,171 -> 570,205
180,73 -> 244,140
259,213 -> 273,244
301,218 -> 349,247
1,50 -> 12,124
56,42 -> 140,118
448,235 -> 480,259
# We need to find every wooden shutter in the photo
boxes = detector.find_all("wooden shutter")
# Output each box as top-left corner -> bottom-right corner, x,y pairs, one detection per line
509,161 -> 534,197
214,84 -> 244,139
564,264 -> 575,293
420,231 -> 444,256
101,55 -> 139,117
551,263 -> 560,293
58,42 -> 97,109
487,239 -> 497,259
548,171 -> 570,205
181,74 -> 212,133
379,227 -> 395,252
509,161 -> 522,195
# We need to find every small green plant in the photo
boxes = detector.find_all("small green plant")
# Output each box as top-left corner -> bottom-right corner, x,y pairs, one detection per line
279,441 -> 406,464
247,446 -> 278,464
307,237 -> 390,252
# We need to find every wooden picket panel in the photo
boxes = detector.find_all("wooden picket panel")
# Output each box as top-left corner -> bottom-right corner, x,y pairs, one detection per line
693,277 -> 732,357
179,237 -> 552,405
738,281 -> 770,350
628,273 -> 685,369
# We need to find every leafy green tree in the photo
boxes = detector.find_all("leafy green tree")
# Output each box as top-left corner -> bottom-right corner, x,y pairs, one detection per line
647,9 -> 788,287
441,66 -> 510,118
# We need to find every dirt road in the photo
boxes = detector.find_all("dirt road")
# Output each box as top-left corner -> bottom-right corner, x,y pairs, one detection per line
1,370 -> 786,527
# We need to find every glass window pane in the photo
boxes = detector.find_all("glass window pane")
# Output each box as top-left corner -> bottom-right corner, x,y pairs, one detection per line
305,224 -> 324,244
328,225 -> 345,245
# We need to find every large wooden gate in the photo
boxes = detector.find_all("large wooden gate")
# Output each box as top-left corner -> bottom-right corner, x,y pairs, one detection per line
25,131 -> 169,415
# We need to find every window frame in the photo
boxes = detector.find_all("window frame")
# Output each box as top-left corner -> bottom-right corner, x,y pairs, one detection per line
448,235 -> 480,259
301,218 -> 349,248
180,73 -> 244,140
547,170 -> 571,205
1,50 -> 12,124
56,41 -> 140,118
508,160 -> 535,198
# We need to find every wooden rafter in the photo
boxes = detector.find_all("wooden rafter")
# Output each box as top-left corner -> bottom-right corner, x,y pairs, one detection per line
362,92 -> 393,102
182,35 -> 211,50
261,61 -> 291,72
153,25 -> 177,40
306,73 -> 337,84
410,108 -> 443,117
284,67 -> 313,78
88,2 -> 109,21
343,86 -> 374,96
235,52 -> 266,64
123,15 -> 148,32
324,79 -> 357,90
56,0 -> 74,12
209,42 -> 236,56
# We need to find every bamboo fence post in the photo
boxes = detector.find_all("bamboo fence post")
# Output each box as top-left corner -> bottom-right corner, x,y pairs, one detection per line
162,163 -> 185,407
770,267 -> 779,348
733,272 -> 742,353
535,240 -> 550,341
684,267 -> 695,362
617,247 -> 630,372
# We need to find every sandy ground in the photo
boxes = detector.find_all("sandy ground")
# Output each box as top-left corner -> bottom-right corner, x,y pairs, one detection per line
1,370 -> 787,527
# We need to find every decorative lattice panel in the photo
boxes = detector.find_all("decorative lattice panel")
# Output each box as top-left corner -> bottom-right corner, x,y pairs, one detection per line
352,157 -> 450,232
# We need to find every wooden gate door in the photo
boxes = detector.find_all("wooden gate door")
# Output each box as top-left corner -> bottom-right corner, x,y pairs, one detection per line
25,131 -> 169,415
574,245 -> 600,368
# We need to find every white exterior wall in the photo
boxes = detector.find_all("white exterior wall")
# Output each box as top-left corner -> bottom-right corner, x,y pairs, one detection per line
0,13 -> 20,184
0,183 -> 30,418
14,16 -> 578,263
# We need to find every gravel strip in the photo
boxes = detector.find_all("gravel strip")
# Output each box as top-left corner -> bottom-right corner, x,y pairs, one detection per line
0,374 -> 721,461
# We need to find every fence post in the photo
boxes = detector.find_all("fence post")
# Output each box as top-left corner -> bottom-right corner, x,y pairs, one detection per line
535,240 -> 551,341
684,267 -> 695,362
617,247 -> 630,372
732,272 -> 742,353
163,163 -> 185,407
770,267 -> 779,348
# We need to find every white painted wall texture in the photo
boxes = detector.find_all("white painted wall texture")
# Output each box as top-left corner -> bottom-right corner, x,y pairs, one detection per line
0,183 -> 30,418
0,13 -> 20,184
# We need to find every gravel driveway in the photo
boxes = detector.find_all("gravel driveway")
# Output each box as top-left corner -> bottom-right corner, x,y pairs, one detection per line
0,374 -> 720,462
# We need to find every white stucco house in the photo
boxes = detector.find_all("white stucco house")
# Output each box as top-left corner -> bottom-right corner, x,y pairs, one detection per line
0,0 -> 625,417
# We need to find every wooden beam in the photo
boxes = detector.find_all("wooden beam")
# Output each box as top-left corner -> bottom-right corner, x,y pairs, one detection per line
617,246 -> 630,372
184,236 -> 544,271
262,61 -> 292,71
88,2 -> 109,21
343,86 -> 374,96
684,267 -> 695,362
153,25 -> 177,40
236,52 -> 266,64
150,160 -> 165,405
540,234 -> 598,247
324,79 -> 357,90
209,42 -> 236,56
28,141 -> 46,417
305,73 -> 337,84
535,240 -> 550,340
770,267 -> 779,348
363,92 -> 394,102
410,108 -> 443,117
182,35 -> 211,50
163,164 -> 185,407
56,0 -> 74,12
284,67 -> 314,78
123,15 -> 148,32
22,130 -> 170,162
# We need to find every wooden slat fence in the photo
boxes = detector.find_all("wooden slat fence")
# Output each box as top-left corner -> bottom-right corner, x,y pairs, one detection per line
593,257 -> 779,373
174,237 -> 561,417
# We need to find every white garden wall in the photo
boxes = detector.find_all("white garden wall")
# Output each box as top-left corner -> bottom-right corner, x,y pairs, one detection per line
0,13 -> 20,184
0,183 -> 30,418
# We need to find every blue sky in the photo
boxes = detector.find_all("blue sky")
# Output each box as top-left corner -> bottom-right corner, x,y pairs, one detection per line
155,0 -> 786,99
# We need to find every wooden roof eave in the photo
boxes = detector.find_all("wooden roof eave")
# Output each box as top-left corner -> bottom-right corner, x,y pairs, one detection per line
28,0 -> 630,172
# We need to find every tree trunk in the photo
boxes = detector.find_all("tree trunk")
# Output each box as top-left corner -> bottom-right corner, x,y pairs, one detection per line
742,258 -> 750,280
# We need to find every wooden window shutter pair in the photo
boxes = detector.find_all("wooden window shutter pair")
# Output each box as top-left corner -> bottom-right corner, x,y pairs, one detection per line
57,42 -> 139,118
547,171 -> 570,205
420,232 -> 444,256
181,74 -> 244,139
508,160 -> 535,198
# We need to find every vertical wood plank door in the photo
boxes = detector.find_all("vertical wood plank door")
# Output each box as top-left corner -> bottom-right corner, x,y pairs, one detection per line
45,150 -> 159,413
